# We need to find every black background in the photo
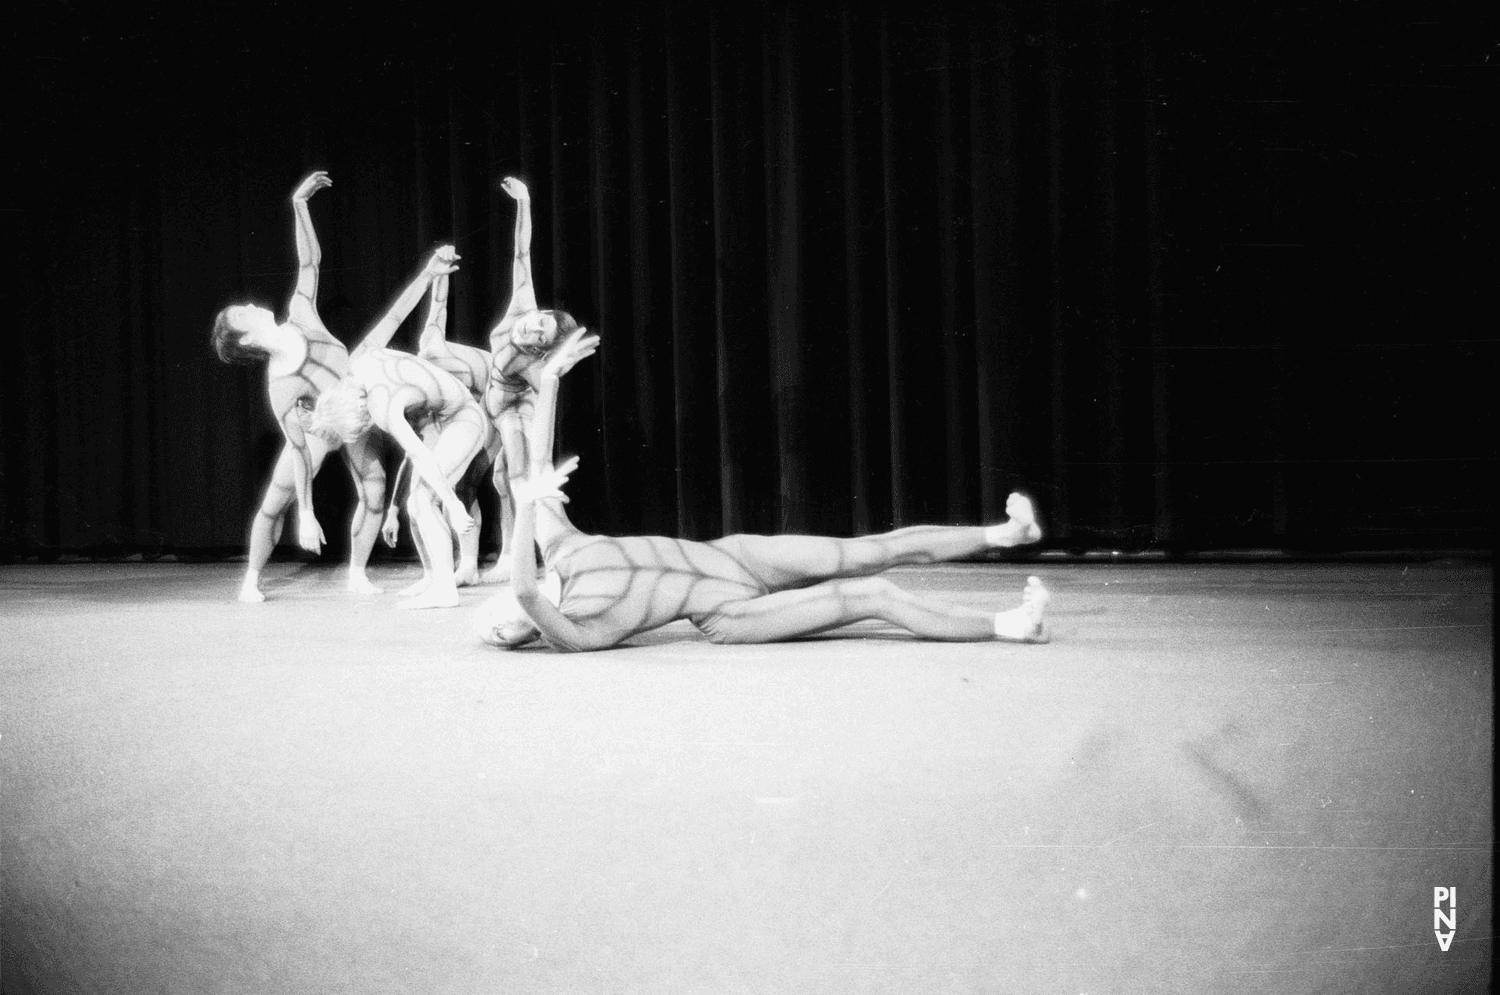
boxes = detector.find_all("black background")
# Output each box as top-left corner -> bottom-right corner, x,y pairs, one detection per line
2,2 -> 1494,559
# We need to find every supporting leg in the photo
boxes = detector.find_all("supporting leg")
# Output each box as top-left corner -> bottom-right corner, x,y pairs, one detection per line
398,408 -> 485,610
239,439 -> 331,602
399,486 -> 450,606
397,487 -> 435,598
342,437 -> 386,595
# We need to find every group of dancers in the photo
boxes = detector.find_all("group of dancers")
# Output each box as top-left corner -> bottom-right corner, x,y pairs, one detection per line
214,172 -> 1052,651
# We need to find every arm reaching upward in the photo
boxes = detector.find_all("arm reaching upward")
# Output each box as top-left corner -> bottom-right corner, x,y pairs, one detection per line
490,177 -> 537,350
351,246 -> 461,360
417,271 -> 451,354
289,171 -> 332,325
526,327 -> 599,479
509,456 -> 605,652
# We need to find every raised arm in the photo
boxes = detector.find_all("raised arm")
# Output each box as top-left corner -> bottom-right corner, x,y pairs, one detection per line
526,327 -> 599,481
489,177 -> 537,350
509,456 -> 608,652
288,171 -> 332,325
417,270 -> 451,354
351,246 -> 461,360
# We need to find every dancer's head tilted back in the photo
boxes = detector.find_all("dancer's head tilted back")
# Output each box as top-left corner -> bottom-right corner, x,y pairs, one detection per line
211,304 -> 279,364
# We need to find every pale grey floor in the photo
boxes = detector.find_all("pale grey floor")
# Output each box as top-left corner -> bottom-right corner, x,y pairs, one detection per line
1,560 -> 1492,994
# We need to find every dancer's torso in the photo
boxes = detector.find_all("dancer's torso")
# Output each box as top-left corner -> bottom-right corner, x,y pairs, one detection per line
548,532 -> 768,641
265,318 -> 350,426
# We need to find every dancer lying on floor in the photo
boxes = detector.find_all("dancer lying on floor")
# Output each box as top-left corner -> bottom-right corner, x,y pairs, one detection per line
211,169 -> 461,602
473,334 -> 1049,652
303,318 -> 490,610
382,268 -> 495,588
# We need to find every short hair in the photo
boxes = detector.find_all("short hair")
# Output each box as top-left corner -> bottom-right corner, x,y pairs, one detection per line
304,380 -> 372,445
543,309 -> 580,341
212,306 -> 264,365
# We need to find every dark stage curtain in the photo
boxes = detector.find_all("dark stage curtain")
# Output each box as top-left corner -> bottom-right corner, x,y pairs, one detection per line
2,4 -> 1493,557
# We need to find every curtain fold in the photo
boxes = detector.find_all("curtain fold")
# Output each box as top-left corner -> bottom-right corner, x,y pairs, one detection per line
2,4 -> 1491,556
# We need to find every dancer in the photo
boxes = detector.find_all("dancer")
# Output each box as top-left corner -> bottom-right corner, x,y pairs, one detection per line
479,176 -> 586,582
211,170 -> 459,602
304,337 -> 488,610
382,268 -> 495,588
473,333 -> 1049,652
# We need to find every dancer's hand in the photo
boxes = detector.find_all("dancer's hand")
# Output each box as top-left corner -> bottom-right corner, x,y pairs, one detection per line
426,245 -> 461,276
540,328 -> 598,380
381,509 -> 401,548
292,171 -> 332,202
500,177 -> 529,201
512,455 -> 578,506
297,515 -> 326,554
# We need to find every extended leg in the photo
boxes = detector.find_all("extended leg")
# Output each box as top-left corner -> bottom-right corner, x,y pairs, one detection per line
714,494 -> 1041,592
696,575 -> 1050,644
342,437 -> 387,595
239,438 -> 331,602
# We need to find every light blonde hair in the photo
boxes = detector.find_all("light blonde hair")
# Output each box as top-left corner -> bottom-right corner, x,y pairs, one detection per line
305,380 -> 372,444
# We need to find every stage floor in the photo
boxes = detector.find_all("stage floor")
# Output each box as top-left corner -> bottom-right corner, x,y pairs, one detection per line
1,559 -> 1492,994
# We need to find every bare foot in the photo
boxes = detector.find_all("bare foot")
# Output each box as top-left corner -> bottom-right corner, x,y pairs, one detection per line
993,576 -> 1050,642
237,581 -> 266,604
985,493 -> 1043,548
454,563 -> 482,588
398,575 -> 432,598
346,572 -> 382,596
481,563 -> 510,585
399,586 -> 461,610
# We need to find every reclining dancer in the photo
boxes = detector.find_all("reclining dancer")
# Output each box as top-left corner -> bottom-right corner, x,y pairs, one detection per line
479,176 -> 587,582
304,318 -> 488,610
211,170 -> 460,602
473,332 -> 1050,652
382,267 -> 496,588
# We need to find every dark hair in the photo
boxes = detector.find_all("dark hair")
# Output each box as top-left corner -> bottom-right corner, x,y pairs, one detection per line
543,309 -> 581,341
211,306 -> 264,365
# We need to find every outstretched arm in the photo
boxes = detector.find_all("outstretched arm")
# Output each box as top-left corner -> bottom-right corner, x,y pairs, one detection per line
289,171 -> 332,325
489,177 -> 537,350
526,327 -> 599,480
417,271 -> 451,354
351,246 -> 461,360
509,457 -> 607,652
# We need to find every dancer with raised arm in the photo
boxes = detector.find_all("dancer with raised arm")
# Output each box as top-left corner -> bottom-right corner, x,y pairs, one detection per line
304,325 -> 488,610
479,176 -> 588,582
473,332 -> 1050,652
212,171 -> 459,602
382,268 -> 496,588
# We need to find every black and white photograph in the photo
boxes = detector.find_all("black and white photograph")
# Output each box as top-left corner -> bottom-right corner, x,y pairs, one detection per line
1,3 -> 1493,992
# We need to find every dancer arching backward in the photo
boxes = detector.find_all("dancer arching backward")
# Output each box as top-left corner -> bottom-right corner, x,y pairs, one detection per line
212,170 -> 460,602
480,176 -> 588,582
305,341 -> 487,610
382,268 -> 495,589
473,334 -> 1050,652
